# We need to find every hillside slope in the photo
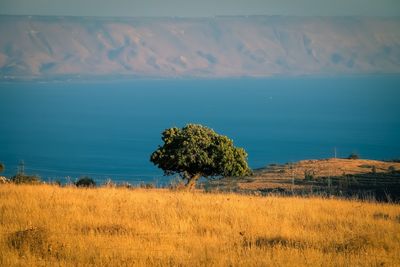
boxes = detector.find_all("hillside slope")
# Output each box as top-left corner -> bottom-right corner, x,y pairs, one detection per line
215,158 -> 400,200
1,16 -> 400,80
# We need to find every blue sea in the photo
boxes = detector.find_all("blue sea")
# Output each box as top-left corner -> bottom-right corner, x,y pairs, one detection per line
0,76 -> 399,185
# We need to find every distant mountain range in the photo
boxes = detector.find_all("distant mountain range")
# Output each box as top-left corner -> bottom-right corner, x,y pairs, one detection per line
0,15 -> 399,80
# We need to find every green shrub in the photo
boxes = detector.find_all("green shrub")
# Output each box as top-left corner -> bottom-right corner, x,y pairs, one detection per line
347,153 -> 360,160
75,177 -> 96,187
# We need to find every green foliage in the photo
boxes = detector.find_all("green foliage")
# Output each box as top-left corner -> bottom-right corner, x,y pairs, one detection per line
11,174 -> 41,184
348,153 -> 360,160
75,177 -> 96,187
150,124 -> 251,189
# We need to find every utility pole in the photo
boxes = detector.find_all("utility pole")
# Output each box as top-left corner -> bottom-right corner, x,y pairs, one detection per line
289,162 -> 294,194
18,160 -> 25,175
328,167 -> 332,195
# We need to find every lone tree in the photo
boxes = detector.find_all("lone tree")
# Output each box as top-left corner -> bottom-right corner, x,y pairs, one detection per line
150,124 -> 251,190
0,162 -> 4,173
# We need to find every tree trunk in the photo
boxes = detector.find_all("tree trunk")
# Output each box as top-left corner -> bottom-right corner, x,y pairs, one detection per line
186,174 -> 201,190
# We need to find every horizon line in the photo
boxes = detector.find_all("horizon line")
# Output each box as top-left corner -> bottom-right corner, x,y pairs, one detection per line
1,14 -> 400,19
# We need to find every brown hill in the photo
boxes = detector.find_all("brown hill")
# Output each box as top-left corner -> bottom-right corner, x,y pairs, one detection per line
212,158 -> 400,200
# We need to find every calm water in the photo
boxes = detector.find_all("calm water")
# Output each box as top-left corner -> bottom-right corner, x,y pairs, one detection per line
0,77 -> 399,184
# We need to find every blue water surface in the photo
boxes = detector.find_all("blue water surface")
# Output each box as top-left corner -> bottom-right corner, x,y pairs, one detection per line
0,76 -> 399,184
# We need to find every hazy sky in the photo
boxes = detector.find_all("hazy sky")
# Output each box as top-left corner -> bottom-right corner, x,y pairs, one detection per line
1,0 -> 399,17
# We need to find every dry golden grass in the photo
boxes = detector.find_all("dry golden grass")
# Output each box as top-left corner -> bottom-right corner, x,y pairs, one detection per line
0,184 -> 399,266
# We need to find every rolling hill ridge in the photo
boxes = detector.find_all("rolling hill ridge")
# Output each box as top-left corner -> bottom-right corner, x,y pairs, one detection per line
1,15 -> 400,80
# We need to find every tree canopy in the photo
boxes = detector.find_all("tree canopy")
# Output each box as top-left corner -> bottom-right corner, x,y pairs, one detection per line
150,124 -> 251,189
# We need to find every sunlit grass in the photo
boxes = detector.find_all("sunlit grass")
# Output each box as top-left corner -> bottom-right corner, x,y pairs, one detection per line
0,184 -> 399,266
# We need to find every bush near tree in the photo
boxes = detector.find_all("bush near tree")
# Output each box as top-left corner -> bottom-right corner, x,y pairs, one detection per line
75,177 -> 96,187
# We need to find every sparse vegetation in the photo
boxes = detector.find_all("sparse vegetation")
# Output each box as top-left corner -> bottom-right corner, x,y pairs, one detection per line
371,165 -> 377,174
304,169 -> 315,181
10,174 -> 41,184
102,178 -> 116,188
0,184 -> 399,266
140,182 -> 155,189
388,165 -> 396,173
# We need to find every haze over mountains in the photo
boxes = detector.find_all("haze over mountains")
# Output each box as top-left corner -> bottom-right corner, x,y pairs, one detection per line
0,15 -> 399,80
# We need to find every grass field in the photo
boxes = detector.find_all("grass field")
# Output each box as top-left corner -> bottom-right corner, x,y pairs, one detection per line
1,184 -> 400,266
